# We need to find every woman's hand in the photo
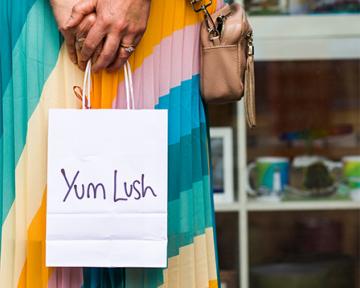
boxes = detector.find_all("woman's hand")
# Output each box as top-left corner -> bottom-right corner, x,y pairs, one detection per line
50,0 -> 97,66
65,0 -> 151,72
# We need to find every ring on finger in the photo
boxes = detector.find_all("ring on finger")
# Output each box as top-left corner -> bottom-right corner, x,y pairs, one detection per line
76,37 -> 86,44
75,37 -> 86,50
120,43 -> 136,54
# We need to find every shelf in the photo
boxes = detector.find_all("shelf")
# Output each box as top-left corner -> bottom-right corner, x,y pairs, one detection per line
247,147 -> 360,161
251,14 -> 360,39
215,202 -> 241,212
249,14 -> 360,60
246,200 -> 360,211
214,200 -> 360,212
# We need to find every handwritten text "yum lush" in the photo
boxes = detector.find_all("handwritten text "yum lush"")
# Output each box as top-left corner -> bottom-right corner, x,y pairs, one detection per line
61,169 -> 157,202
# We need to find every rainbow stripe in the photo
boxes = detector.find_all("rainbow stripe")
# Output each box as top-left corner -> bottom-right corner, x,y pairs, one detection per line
0,0 -> 222,287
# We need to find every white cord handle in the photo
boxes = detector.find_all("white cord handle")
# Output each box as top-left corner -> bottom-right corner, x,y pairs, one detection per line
82,60 -> 135,110
82,60 -> 92,109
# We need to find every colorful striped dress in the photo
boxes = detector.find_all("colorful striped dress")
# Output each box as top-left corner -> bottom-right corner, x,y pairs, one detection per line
0,0 -> 222,287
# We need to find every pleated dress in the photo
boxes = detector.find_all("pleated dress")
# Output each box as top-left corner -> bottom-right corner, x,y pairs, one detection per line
0,0 -> 222,287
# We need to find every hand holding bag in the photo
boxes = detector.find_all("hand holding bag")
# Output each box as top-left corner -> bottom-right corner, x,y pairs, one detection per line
191,0 -> 256,128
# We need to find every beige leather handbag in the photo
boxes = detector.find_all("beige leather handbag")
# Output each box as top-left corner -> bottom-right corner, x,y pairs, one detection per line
191,1 -> 256,128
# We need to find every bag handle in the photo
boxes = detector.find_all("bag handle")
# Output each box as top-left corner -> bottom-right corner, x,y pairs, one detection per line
82,60 -> 135,110
82,60 -> 92,109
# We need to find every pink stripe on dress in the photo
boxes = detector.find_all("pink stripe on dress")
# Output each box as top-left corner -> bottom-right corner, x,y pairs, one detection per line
48,268 -> 83,288
217,0 -> 225,10
113,24 -> 201,109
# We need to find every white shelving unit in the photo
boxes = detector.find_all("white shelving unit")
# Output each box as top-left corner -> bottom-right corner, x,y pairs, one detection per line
252,14 -> 360,61
214,8 -> 360,288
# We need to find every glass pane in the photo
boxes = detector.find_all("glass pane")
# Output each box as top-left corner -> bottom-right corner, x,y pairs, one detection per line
247,60 -> 360,201
216,212 -> 240,288
247,59 -> 360,287
249,211 -> 360,287
209,104 -> 240,287
209,103 -> 239,202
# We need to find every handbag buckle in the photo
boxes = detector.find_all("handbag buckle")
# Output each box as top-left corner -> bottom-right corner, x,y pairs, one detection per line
190,0 -> 212,13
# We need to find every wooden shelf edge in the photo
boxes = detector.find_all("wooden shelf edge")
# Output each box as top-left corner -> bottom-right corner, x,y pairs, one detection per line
246,200 -> 360,211
215,202 -> 241,212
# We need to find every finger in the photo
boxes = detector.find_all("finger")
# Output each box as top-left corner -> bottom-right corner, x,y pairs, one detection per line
77,41 -> 103,71
66,0 -> 97,29
75,39 -> 86,70
62,31 -> 77,64
80,22 -> 106,63
91,41 -> 104,65
107,34 -> 139,72
106,48 -> 128,73
71,13 -> 97,70
92,34 -> 121,72
122,33 -> 141,48
75,13 -> 97,38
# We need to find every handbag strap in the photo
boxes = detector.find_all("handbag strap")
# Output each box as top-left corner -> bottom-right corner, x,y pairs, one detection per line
82,60 -> 135,110
190,0 -> 220,40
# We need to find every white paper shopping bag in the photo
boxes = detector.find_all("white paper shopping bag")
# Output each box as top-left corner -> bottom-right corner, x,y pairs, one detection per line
46,62 -> 168,268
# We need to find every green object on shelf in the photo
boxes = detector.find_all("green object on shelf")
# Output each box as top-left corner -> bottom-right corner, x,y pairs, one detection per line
304,162 -> 334,190
282,192 -> 350,202
282,183 -> 351,201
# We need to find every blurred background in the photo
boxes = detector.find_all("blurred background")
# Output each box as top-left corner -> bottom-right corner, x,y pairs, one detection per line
208,0 -> 360,287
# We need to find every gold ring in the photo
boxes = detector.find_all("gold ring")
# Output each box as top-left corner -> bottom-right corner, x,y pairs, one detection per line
120,43 -> 136,53
120,43 -> 135,48
76,37 -> 86,43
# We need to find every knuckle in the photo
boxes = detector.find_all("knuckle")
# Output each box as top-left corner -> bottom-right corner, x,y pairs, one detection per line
87,14 -> 96,25
59,26 -> 68,34
72,5 -> 81,14
114,20 -> 127,32
127,24 -> 144,36
127,28 -> 138,36
85,42 -> 97,52
99,16 -> 111,28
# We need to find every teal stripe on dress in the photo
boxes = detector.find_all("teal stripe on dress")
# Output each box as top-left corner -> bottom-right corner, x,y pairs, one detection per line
156,75 -> 206,145
0,0 -> 37,98
167,175 -> 212,257
0,0 -> 61,250
156,75 -> 209,201
168,124 -> 209,201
